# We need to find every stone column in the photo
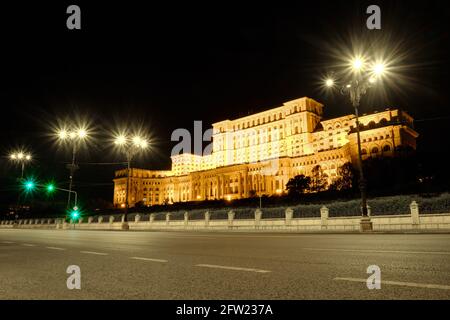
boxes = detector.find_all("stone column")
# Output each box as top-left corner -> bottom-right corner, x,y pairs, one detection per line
320,206 -> 329,230
255,209 -> 262,228
228,210 -> 235,229
285,208 -> 293,226
88,217 -> 93,224
410,201 -> 420,227
243,172 -> 248,198
109,216 -> 114,224
184,211 -> 189,228
165,213 -> 171,226
135,214 -> 141,223
238,174 -> 242,198
98,216 -> 103,223
150,214 -> 155,223
361,205 -> 372,216
205,211 -> 210,227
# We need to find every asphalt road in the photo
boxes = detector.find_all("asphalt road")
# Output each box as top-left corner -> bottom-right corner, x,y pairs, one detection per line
0,229 -> 449,299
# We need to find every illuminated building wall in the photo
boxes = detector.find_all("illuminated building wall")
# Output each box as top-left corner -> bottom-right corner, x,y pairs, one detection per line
113,97 -> 418,207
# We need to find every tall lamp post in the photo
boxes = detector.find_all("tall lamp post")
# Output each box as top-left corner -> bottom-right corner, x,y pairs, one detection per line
10,152 -> 32,180
9,151 -> 32,221
113,133 -> 149,230
325,56 -> 387,231
56,127 -> 88,209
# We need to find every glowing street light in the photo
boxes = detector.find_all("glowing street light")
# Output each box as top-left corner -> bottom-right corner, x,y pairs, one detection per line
9,150 -> 33,179
77,129 -> 87,139
114,135 -> 127,146
351,56 -> 365,72
113,131 -> 150,229
55,125 -> 90,209
323,55 -> 391,232
372,62 -> 385,77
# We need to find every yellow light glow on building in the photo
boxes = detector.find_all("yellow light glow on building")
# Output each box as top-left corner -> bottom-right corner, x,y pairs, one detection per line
113,97 -> 418,207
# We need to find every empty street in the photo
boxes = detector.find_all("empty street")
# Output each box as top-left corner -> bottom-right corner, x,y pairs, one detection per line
0,229 -> 449,299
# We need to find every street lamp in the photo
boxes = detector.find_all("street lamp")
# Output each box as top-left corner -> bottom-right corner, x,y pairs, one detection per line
9,151 -> 32,179
56,126 -> 89,209
324,55 -> 388,231
113,132 -> 149,230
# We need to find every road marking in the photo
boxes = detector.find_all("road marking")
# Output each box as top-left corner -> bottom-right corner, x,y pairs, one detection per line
334,277 -> 450,290
1,241 -> 14,244
166,236 -> 217,240
22,243 -> 36,247
130,257 -> 168,263
46,246 -> 66,251
195,264 -> 271,273
80,251 -> 108,256
302,247 -> 450,255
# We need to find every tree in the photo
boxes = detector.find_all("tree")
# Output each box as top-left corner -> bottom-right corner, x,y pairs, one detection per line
311,165 -> 328,192
286,174 -> 311,196
135,200 -> 145,208
329,162 -> 355,191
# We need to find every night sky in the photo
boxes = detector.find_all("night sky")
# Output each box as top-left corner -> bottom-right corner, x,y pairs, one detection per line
0,1 -> 449,206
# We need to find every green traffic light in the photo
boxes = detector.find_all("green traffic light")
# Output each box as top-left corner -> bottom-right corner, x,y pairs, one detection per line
46,184 -> 55,192
70,207 -> 80,219
24,179 -> 35,191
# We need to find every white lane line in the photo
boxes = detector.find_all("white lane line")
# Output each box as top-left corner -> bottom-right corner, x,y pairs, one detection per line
46,246 -> 66,251
334,277 -> 450,290
22,243 -> 36,247
302,247 -> 450,255
1,241 -> 15,244
166,236 -> 217,240
80,251 -> 108,256
195,264 -> 271,273
130,257 -> 168,263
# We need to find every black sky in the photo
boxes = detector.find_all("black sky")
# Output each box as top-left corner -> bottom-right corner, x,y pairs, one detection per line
0,0 -> 449,205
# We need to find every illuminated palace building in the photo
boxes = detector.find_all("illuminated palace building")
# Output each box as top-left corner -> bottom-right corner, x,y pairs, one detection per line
113,97 -> 418,207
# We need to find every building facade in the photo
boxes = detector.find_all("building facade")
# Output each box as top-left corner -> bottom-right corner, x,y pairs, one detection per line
113,97 -> 419,207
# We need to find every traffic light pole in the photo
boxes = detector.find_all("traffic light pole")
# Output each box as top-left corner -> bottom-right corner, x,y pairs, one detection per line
67,143 -> 78,209
57,187 -> 78,209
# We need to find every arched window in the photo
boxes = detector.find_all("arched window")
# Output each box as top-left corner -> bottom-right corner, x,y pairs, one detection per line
361,149 -> 368,155
368,121 -> 376,129
379,118 -> 388,125
371,147 -> 379,154
383,145 -> 391,152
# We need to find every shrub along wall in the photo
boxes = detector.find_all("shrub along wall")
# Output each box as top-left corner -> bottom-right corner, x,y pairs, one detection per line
16,193 -> 448,223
